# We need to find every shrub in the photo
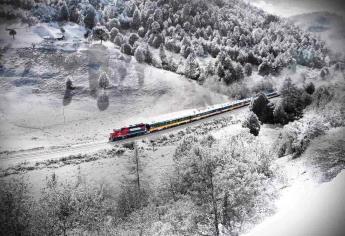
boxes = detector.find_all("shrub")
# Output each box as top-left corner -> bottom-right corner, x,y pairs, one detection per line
251,80 -> 274,94
242,112 -> 261,136
273,101 -> 289,125
276,115 -> 328,158
98,72 -> 109,89
107,18 -> 120,30
250,93 -> 275,123
114,33 -> 124,46
150,34 -> 164,48
258,60 -> 271,76
83,4 -> 96,29
121,43 -> 133,55
138,26 -> 146,37
128,33 -> 139,46
0,178 -> 33,236
109,27 -> 119,42
244,63 -> 252,76
320,67 -> 330,78
134,46 -> 146,63
304,82 -> 315,95
92,25 -> 109,44
279,78 -> 306,121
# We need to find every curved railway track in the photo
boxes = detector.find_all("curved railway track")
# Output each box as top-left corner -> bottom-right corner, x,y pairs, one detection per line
0,94 -> 279,169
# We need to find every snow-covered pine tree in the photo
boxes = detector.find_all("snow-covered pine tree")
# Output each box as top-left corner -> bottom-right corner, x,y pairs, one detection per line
134,46 -> 146,63
109,27 -> 119,42
244,63 -> 252,76
92,25 -> 109,44
159,45 -> 168,68
83,4 -> 96,29
132,8 -> 141,30
184,52 -> 200,80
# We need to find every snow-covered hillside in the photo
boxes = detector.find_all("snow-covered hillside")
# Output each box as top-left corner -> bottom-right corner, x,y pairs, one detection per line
289,11 -> 345,53
0,1 -> 344,236
0,21 -> 230,152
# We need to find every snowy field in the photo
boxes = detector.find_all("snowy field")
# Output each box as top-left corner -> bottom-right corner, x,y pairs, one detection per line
0,20 -> 229,153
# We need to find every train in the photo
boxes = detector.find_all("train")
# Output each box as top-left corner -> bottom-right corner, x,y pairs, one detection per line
109,91 -> 279,142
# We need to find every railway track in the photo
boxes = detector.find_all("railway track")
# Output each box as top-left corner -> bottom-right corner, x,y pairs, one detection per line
0,95 -> 279,169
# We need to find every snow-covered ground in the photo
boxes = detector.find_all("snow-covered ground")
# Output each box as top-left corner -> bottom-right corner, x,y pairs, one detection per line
0,20 -> 229,154
243,166 -> 345,236
242,126 -> 345,236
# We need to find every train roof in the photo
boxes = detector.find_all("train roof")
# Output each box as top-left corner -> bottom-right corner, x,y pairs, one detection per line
146,98 -> 252,125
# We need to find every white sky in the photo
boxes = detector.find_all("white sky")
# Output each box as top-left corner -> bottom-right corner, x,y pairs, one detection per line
245,0 -> 345,17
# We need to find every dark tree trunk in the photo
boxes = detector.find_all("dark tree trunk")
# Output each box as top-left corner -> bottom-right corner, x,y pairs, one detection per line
210,173 -> 219,236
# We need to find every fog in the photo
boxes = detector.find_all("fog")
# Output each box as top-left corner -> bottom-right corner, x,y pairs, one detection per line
246,0 -> 345,17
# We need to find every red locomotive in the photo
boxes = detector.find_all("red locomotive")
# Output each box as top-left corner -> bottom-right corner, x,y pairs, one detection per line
109,123 -> 149,141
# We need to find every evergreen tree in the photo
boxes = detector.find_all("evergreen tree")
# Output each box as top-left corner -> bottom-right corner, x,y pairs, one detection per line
83,4 -> 96,29
134,46 -> 146,63
185,52 -> 200,80
92,25 -> 109,44
132,8 -> 141,29
159,45 -> 168,68
244,63 -> 252,76
242,112 -> 261,136
250,93 -> 275,123
59,0 -> 69,21
109,27 -> 119,42
258,59 -> 271,76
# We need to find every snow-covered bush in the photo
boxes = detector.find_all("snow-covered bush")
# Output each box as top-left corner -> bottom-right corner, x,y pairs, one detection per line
92,25 -> 109,44
242,112 -> 261,136
251,79 -> 274,94
121,43 -> 133,55
258,59 -> 271,76
138,26 -> 146,37
165,38 -> 181,53
250,93 -> 275,123
109,27 -> 119,42
273,101 -> 289,125
128,33 -> 139,46
134,46 -> 146,63
244,63 -> 252,76
114,33 -> 124,46
149,33 -> 164,48
279,78 -> 310,122
320,67 -> 330,78
170,132 -> 276,234
98,72 -> 109,89
58,0 -> 69,21
159,45 -> 168,68
276,115 -> 328,158
151,21 -> 161,34
132,8 -> 141,29
228,82 -> 250,99
107,18 -> 120,30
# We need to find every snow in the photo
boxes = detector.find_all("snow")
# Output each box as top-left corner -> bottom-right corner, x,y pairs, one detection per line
0,20 -> 230,153
243,168 -> 345,236
0,19 -> 86,51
